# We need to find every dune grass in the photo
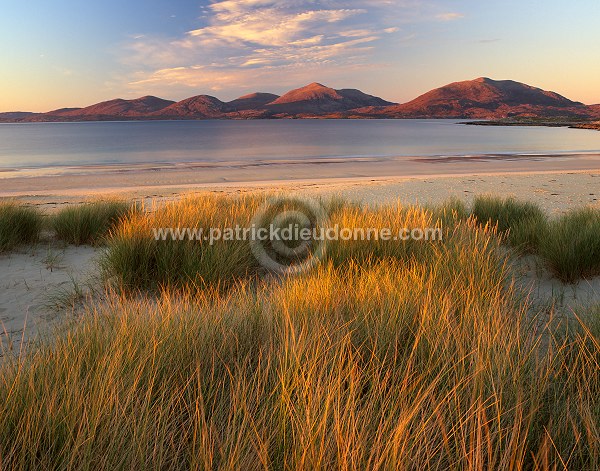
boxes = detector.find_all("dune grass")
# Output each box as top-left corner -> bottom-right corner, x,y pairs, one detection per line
1,211 -> 599,469
0,201 -> 43,252
471,196 -> 600,282
102,195 -> 449,290
102,193 -> 600,288
101,195 -> 264,289
52,200 -> 131,246
539,207 -> 600,282
1,195 -> 599,468
471,195 -> 548,252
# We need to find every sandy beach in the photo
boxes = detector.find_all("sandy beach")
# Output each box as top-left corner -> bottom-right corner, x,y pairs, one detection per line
1,160 -> 599,214
2,163 -> 600,354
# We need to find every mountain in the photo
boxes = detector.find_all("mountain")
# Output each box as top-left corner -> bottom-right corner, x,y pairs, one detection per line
356,78 -> 590,119
587,104 -> 600,118
0,112 -> 38,121
266,82 -> 395,115
153,95 -> 227,119
1,79 -> 598,122
226,93 -> 280,111
27,96 -> 176,121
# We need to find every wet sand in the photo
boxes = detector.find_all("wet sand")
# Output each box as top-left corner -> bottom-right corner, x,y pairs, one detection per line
1,169 -> 599,215
1,152 -> 600,211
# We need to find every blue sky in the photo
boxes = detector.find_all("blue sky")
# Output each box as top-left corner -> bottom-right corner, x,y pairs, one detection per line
1,0 -> 599,111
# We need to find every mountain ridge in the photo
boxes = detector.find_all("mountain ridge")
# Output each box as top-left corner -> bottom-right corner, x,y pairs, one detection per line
2,78 -> 598,122
353,77 -> 590,119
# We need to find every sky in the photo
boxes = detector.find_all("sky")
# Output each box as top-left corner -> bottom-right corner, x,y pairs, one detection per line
1,0 -> 600,112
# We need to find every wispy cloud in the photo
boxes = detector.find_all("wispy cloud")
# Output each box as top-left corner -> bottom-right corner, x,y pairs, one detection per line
187,6 -> 366,47
123,0 -> 456,95
436,12 -> 464,21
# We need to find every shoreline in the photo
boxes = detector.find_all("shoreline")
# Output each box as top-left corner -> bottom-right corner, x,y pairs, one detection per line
3,150 -> 600,178
1,167 -> 599,215
465,119 -> 600,131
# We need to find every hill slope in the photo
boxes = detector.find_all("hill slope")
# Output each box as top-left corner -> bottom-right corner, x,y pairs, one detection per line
266,82 -> 395,115
0,112 -> 38,121
2,79 -> 598,122
29,96 -> 176,121
153,95 -> 227,119
226,93 -> 280,111
357,78 -> 590,119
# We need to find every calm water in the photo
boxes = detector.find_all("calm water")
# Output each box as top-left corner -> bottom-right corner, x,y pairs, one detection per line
1,119 -> 600,170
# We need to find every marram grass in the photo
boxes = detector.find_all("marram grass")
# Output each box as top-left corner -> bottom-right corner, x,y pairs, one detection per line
101,195 -> 264,289
0,201 -> 43,252
471,195 -> 548,252
471,196 -> 600,281
101,194 -> 449,290
52,200 -> 131,246
1,199 -> 599,469
540,207 -> 600,282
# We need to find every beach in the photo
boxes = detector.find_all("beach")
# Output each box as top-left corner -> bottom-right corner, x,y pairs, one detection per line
2,153 -> 600,213
2,163 -> 600,354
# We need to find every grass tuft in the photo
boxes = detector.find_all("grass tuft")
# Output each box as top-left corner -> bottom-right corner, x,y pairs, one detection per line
101,195 -> 263,290
471,195 -> 548,252
0,201 -> 43,252
540,207 -> 600,282
52,200 -> 131,246
101,195 -> 449,290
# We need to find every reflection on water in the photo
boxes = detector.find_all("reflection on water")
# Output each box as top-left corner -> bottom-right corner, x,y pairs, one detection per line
1,119 -> 600,171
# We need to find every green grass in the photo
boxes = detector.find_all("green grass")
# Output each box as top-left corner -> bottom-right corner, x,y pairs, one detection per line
471,195 -> 548,252
471,196 -> 600,281
0,201 -> 43,252
52,200 -> 131,246
540,207 -> 600,282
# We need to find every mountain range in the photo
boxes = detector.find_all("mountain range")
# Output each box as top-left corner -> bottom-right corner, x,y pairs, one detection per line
2,78 -> 599,122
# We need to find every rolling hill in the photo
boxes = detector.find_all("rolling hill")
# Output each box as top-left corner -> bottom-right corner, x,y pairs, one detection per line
265,82 -> 394,115
354,78 -> 591,119
2,78 -> 598,122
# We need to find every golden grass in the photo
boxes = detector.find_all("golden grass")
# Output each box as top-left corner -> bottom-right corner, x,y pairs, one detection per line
0,196 -> 598,469
101,194 -> 449,290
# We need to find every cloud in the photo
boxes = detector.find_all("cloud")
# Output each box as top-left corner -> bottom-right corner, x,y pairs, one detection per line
187,6 -> 366,47
122,0 -> 450,95
436,12 -> 464,21
128,60 -> 376,95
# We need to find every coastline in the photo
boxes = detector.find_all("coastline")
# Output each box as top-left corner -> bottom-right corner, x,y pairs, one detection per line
1,161 -> 599,214
2,167 -> 600,354
464,119 -> 600,131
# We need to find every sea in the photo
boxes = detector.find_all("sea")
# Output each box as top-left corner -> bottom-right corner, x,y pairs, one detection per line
1,119 -> 600,173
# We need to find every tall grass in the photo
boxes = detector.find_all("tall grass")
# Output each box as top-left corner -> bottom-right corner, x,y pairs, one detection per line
1,214 -> 598,469
471,196 -> 600,282
102,195 -> 449,290
324,201 -> 446,267
471,195 -> 548,252
101,195 -> 263,289
52,200 -> 130,245
0,201 -> 43,252
540,207 -> 600,282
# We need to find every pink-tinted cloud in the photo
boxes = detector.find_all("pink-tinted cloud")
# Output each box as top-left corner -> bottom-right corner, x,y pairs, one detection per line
123,0 -> 459,95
